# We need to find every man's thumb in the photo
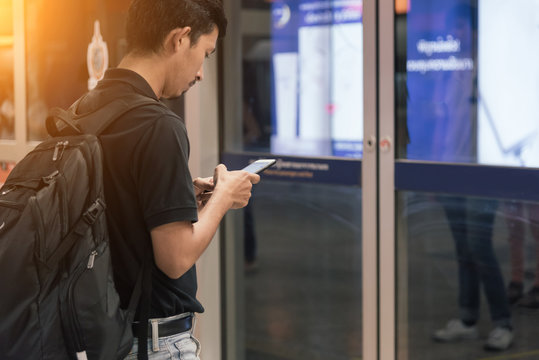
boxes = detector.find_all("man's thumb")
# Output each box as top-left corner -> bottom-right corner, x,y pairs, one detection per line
213,164 -> 228,185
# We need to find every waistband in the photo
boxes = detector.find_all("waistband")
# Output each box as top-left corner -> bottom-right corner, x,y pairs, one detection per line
132,312 -> 193,339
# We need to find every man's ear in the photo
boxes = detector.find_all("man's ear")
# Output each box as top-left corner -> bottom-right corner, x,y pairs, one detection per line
165,27 -> 192,52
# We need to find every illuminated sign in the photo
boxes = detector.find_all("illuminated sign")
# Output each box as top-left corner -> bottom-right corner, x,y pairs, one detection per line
271,0 -> 364,159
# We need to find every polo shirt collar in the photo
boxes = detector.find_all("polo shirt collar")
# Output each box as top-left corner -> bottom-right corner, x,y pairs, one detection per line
100,68 -> 159,100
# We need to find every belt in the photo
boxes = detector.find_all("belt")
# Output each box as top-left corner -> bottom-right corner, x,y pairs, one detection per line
132,315 -> 193,338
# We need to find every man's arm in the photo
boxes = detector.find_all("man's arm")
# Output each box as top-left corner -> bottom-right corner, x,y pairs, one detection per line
151,164 -> 260,279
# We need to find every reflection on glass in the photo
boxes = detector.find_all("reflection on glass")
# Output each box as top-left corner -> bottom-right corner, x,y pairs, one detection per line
244,181 -> 362,359
401,0 -> 478,163
501,200 -> 539,309
0,0 -> 14,140
430,196 -> 512,351
398,192 -> 539,359
397,0 -> 539,167
243,36 -> 271,152
242,0 -> 364,159
25,0 -> 129,141
477,1 -> 539,167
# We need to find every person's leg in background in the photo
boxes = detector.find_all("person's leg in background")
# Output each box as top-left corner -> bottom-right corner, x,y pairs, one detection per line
503,200 -> 525,304
517,202 -> 539,308
434,197 -> 512,350
467,198 -> 512,351
244,201 -> 257,272
434,196 -> 481,342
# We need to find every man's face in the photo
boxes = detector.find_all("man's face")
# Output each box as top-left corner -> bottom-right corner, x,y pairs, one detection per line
163,27 -> 219,98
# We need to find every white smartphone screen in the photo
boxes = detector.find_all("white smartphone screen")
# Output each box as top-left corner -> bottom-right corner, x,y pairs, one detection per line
241,159 -> 276,174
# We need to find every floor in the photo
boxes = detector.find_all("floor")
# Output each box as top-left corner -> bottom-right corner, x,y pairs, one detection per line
244,181 -> 362,360
240,181 -> 539,360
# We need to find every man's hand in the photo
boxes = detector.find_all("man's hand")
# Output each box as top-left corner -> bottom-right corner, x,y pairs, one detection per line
193,177 -> 214,209
212,164 -> 260,209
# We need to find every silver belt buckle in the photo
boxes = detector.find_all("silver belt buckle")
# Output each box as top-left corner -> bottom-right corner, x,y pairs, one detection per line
151,319 -> 159,351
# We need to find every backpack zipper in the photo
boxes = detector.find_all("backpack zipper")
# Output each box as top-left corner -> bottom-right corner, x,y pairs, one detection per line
52,141 -> 69,161
64,248 -> 102,355
28,197 -> 46,262
87,251 -> 98,269
1,186 -> 15,196
65,261 -> 88,353
54,173 -> 69,237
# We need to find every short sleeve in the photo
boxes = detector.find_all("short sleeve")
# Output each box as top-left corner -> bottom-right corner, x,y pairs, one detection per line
131,114 -> 198,230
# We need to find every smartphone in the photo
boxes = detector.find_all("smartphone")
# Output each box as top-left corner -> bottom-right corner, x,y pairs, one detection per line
241,159 -> 276,174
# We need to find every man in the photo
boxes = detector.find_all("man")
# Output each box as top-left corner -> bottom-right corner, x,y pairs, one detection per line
77,0 -> 259,358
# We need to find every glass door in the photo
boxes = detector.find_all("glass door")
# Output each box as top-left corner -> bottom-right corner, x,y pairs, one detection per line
221,1 -> 370,359
379,0 -> 539,359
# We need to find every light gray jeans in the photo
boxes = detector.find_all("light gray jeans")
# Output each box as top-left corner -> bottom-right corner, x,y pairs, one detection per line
125,314 -> 201,360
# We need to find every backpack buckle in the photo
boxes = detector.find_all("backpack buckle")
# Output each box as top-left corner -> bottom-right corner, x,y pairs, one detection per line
83,199 -> 106,225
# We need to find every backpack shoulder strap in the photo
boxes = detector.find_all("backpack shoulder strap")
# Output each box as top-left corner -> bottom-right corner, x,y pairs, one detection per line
45,97 -> 85,137
76,93 -> 163,135
46,93 -> 163,137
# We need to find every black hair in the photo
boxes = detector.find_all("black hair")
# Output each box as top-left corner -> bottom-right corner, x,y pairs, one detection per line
126,0 -> 228,54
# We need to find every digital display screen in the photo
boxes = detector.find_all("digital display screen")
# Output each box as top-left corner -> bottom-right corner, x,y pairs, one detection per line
405,0 -> 539,167
271,0 -> 364,159
477,0 -> 539,167
405,0 -> 477,163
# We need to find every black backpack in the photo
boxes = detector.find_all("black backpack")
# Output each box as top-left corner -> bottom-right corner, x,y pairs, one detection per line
0,94 -> 157,360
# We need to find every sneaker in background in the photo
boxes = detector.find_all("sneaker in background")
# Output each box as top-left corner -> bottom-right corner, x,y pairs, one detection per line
518,286 -> 539,309
507,281 -> 524,305
484,326 -> 513,351
433,319 -> 479,342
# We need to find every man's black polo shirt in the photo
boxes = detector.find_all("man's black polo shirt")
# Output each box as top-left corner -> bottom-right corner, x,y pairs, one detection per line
77,68 -> 204,318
